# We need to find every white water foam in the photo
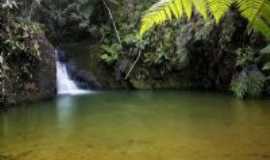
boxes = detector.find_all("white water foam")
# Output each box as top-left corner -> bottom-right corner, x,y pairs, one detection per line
56,51 -> 90,95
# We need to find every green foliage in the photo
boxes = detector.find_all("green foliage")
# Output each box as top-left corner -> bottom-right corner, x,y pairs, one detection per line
0,0 -> 44,62
260,44 -> 270,72
263,62 -> 270,71
231,69 -> 266,98
260,44 -> 270,54
140,0 -> 270,38
61,0 -> 97,29
1,0 -> 18,9
235,45 -> 270,71
98,0 -> 190,72
1,6 -> 45,98
100,44 -> 121,64
0,20 -> 43,86
231,45 -> 270,98
21,0 -> 100,40
2,20 -> 42,58
235,47 -> 257,68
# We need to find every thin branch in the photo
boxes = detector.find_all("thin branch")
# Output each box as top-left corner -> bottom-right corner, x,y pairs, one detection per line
125,49 -> 142,80
102,0 -> 122,47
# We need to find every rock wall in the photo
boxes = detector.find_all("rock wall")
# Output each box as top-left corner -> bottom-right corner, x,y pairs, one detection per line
0,24 -> 56,108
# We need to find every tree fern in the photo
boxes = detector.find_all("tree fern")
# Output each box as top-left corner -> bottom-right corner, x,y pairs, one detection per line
140,0 -> 270,38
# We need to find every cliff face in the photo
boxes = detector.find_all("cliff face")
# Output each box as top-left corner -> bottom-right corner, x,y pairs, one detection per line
0,20 -> 56,108
34,32 -> 57,101
59,9 -> 265,91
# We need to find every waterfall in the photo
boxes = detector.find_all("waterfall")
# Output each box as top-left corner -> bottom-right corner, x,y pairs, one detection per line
56,50 -> 90,95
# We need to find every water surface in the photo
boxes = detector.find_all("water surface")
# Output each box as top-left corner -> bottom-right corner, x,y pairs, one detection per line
1,91 -> 270,160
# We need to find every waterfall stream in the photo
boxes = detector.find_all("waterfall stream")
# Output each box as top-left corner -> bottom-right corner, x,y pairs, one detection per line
56,50 -> 90,95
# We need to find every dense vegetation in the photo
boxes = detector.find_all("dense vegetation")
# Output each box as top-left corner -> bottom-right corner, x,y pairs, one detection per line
139,0 -> 270,98
1,0 -> 55,106
1,0 -> 270,106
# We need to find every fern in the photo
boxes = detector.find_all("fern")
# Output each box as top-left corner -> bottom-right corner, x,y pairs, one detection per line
140,0 -> 270,38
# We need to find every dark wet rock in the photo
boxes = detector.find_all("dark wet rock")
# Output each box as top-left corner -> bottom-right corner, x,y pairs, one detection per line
115,59 -> 130,80
67,62 -> 102,89
244,65 -> 261,73
37,34 -> 57,100
236,65 -> 266,84
265,86 -> 270,96
56,49 -> 69,63
183,11 -> 247,90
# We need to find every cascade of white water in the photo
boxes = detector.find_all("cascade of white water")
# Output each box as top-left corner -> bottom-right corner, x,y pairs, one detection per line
56,51 -> 90,95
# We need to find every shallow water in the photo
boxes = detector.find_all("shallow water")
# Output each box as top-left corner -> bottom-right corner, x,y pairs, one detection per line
1,91 -> 270,160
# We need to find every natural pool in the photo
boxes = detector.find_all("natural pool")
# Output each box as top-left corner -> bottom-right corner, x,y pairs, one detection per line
1,91 -> 270,160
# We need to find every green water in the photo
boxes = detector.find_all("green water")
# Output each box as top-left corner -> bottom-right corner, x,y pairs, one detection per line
1,91 -> 270,160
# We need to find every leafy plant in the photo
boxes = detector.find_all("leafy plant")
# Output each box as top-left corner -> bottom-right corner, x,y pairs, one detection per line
140,0 -> 270,38
231,45 -> 270,98
3,20 -> 42,58
231,67 -> 266,98
1,0 -> 18,9
235,47 -> 258,68
260,44 -> 270,72
0,7 -> 44,98
100,44 -> 121,64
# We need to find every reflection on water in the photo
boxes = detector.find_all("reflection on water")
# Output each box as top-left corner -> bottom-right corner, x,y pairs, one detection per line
56,96 -> 76,129
1,91 -> 270,160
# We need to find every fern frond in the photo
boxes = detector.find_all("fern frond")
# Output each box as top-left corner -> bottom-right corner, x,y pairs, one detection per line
208,0 -> 234,23
140,0 -> 183,37
237,0 -> 270,38
140,0 -> 233,37
182,0 -> 193,19
140,0 -> 270,39
192,0 -> 209,20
